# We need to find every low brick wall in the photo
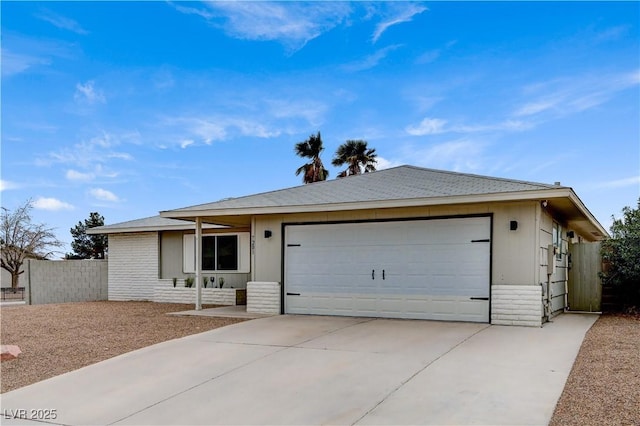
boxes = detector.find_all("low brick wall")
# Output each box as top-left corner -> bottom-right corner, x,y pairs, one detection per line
491,285 -> 542,327
247,281 -> 281,314
153,287 -> 246,306
26,259 -> 108,305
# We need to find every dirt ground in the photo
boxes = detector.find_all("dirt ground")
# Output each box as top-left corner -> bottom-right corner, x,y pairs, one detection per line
550,313 -> 640,425
0,301 -> 246,393
1,302 -> 639,424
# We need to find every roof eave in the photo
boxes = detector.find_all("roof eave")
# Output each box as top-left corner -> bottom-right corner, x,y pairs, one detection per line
567,190 -> 609,240
86,223 -> 225,235
161,188 -> 572,219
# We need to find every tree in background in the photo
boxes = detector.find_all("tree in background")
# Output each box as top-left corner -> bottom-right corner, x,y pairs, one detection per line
68,212 -> 108,259
332,140 -> 377,178
294,131 -> 329,184
1,200 -> 63,288
600,198 -> 640,308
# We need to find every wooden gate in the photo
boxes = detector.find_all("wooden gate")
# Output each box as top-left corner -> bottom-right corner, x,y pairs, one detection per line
567,242 -> 602,312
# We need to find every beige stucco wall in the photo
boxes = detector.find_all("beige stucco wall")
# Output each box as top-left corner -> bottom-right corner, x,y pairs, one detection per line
538,207 -> 572,317
252,201 -> 541,288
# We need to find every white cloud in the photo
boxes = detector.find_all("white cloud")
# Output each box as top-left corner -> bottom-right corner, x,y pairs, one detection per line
66,169 -> 94,181
2,34 -> 77,77
180,139 -> 194,149
375,156 -> 403,170
406,118 -> 448,136
169,2 -> 214,20
107,152 -> 134,161
166,115 -> 281,146
33,197 -> 74,211
177,2 -> 352,52
342,45 -> 402,72
406,116 -> 533,136
454,120 -> 534,133
89,188 -> 120,202
0,180 -> 20,192
65,164 -> 120,182
410,139 -> 487,172
594,25 -> 630,43
596,176 -> 640,189
514,99 -> 560,117
1,49 -> 51,77
514,69 -> 640,118
416,41 -> 456,65
266,99 -> 328,127
372,4 -> 428,43
36,9 -> 88,35
74,80 -> 106,104
38,132 -> 134,169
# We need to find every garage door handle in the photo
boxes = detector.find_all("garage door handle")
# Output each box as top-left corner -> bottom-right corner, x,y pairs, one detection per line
372,270 -> 375,280
382,270 -> 385,280
470,297 -> 489,301
287,292 -> 301,296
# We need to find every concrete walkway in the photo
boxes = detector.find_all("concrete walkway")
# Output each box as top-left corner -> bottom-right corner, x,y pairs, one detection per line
167,305 -> 275,319
0,313 -> 597,425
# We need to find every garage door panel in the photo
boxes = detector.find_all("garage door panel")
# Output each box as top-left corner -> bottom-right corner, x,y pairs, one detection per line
285,217 -> 490,323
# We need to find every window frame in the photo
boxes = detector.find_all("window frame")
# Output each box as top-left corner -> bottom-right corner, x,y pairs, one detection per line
552,221 -> 562,260
183,232 -> 249,273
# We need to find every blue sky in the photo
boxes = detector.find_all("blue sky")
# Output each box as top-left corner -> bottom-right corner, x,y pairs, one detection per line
2,1 -> 639,255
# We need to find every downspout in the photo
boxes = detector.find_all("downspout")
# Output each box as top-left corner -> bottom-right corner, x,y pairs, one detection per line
195,217 -> 202,311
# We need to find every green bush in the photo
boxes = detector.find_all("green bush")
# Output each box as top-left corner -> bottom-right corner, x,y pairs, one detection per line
600,198 -> 640,309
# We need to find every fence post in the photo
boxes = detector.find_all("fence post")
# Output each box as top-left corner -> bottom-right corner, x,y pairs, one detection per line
27,259 -> 32,305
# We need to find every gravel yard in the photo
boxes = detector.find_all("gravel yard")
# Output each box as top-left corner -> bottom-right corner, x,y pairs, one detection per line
0,301 -> 246,393
1,302 -> 639,425
550,313 -> 640,425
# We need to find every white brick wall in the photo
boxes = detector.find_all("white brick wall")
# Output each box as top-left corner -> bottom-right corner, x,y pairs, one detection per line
491,285 -> 542,327
247,281 -> 281,314
108,233 -> 159,301
153,287 -> 242,305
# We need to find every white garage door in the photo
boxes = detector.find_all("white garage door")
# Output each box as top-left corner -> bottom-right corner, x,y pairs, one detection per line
284,217 -> 491,322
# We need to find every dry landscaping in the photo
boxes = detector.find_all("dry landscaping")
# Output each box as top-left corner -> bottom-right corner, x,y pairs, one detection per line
0,301 -> 245,393
1,302 -> 638,424
550,312 -> 640,425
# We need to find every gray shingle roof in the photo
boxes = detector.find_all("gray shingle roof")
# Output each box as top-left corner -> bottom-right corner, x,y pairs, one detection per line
169,165 -> 564,212
86,215 -> 226,234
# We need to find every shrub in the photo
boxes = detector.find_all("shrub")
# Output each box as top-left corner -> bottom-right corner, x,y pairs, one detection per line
600,199 -> 640,309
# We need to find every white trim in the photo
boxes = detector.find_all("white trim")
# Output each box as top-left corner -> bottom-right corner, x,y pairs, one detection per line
183,233 -> 250,274
195,218 -> 202,310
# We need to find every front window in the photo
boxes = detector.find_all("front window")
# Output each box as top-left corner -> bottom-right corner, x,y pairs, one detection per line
195,235 -> 239,271
183,233 -> 248,273
216,235 -> 238,270
202,237 -> 217,270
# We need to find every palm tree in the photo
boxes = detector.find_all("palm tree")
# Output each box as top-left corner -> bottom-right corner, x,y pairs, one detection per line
332,140 -> 377,178
295,132 -> 329,184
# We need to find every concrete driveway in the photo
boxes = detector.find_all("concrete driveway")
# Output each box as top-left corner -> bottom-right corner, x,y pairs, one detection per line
1,313 -> 597,425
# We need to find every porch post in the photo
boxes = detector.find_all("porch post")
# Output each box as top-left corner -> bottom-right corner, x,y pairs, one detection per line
195,217 -> 202,311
